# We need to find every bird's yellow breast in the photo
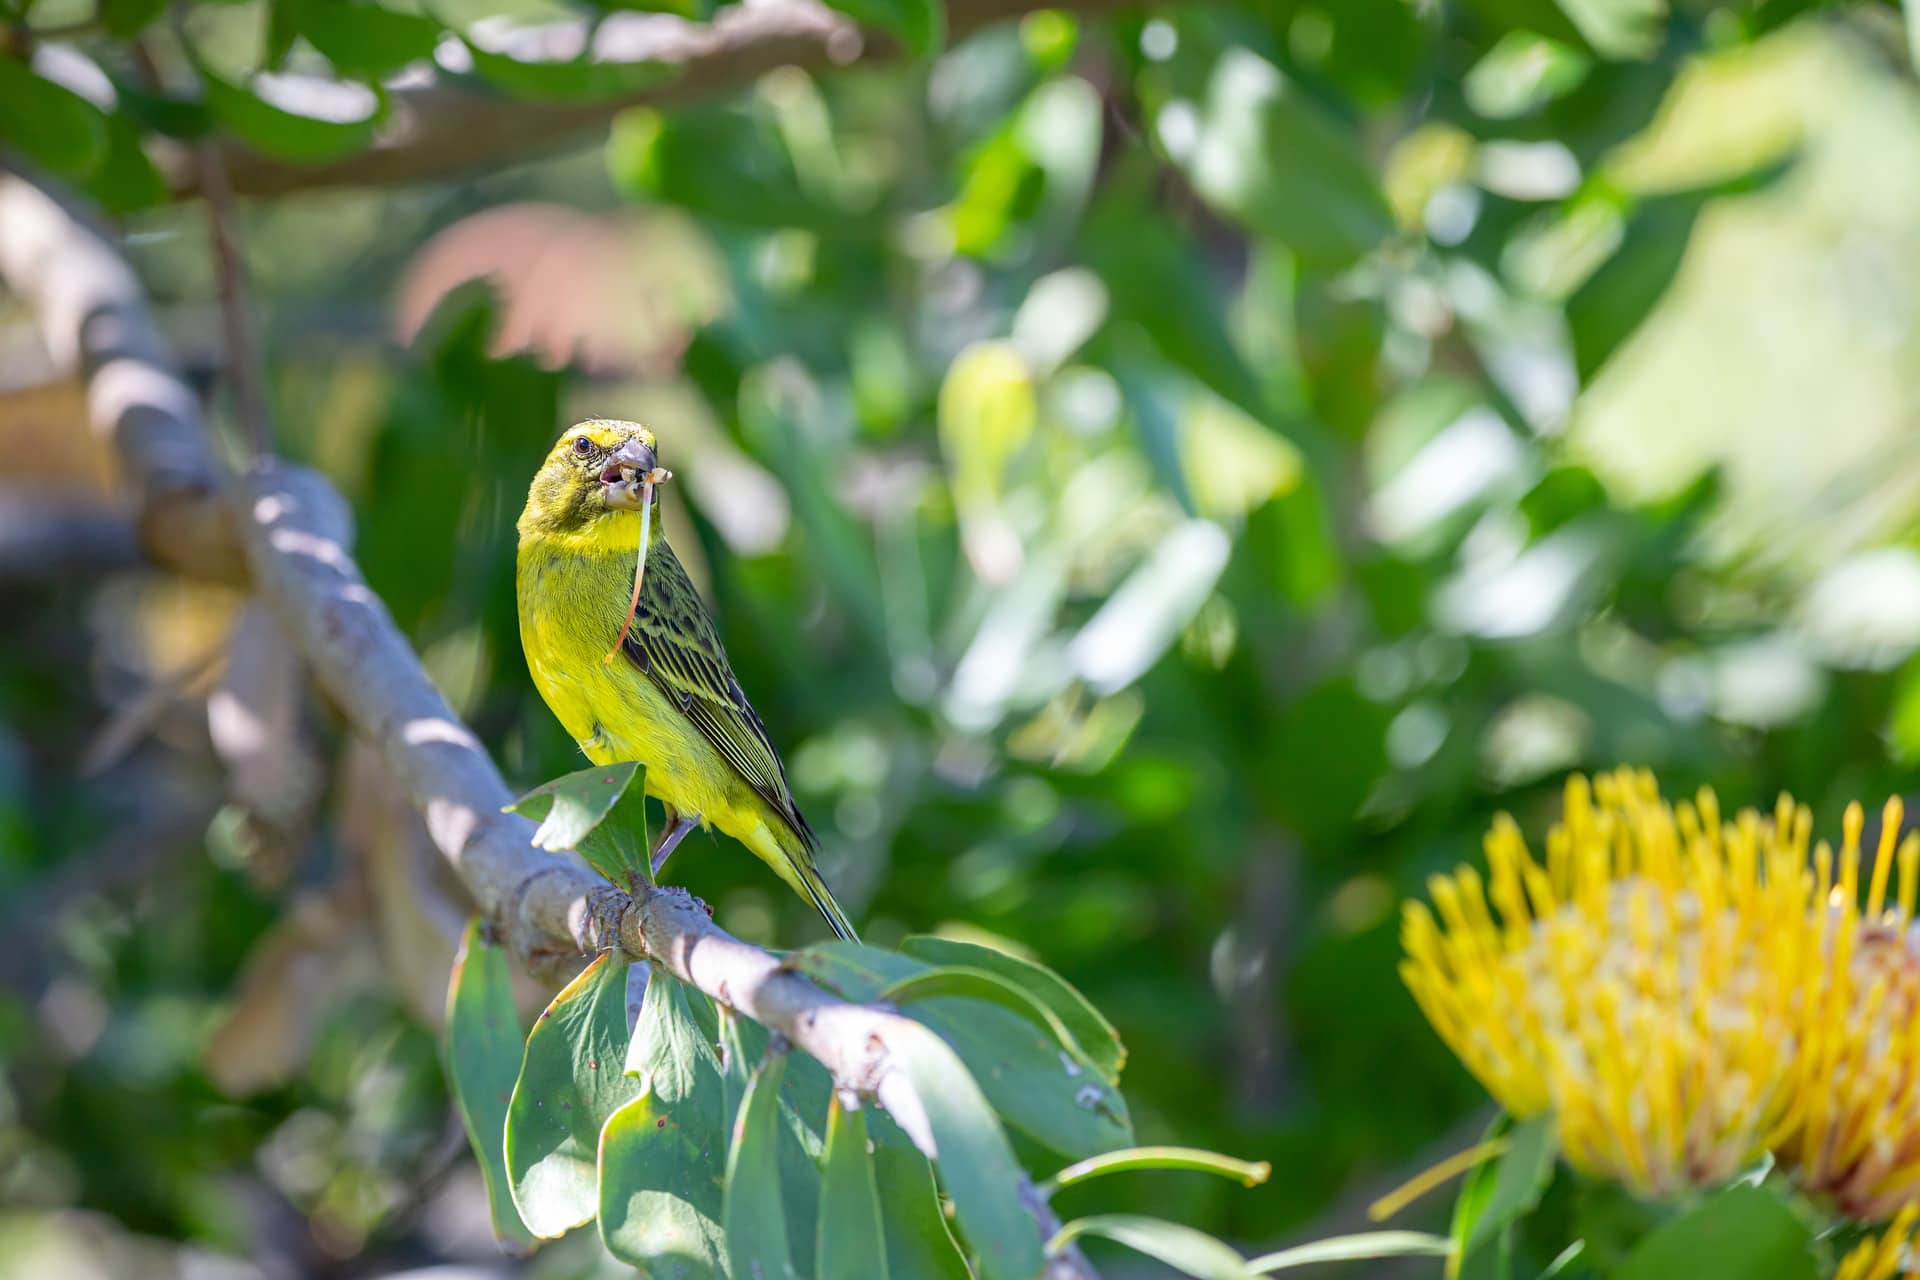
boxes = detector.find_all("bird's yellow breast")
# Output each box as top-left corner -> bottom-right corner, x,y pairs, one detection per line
515,531 -> 741,824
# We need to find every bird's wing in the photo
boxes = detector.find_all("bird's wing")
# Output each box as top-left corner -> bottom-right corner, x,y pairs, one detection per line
620,542 -> 816,850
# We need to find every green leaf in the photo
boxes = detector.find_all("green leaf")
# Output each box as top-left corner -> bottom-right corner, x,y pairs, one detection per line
1564,196 -> 1697,382
869,1109 -> 971,1280
1465,1115 -> 1557,1255
1045,1146 -> 1271,1193
878,965 -> 1082,1061
795,944 -> 1131,1159
461,35 -> 679,102
724,1049 -> 798,1280
194,60 -> 386,162
722,1009 -> 826,1265
81,115 -> 169,214
609,106 -> 841,232
817,1098 -> 887,1280
0,59 -> 108,181
820,0 -> 943,57
598,971 -> 730,1275
507,761 -> 651,888
443,919 -> 536,1252
298,1 -> 443,78
900,936 -> 1124,1085
1614,1185 -> 1815,1280
885,1017 -> 1046,1280
1177,48 -> 1393,270
1085,197 -> 1270,428
1245,1231 -> 1455,1272
102,0 -> 169,37
503,953 -> 642,1237
1048,1216 -> 1246,1280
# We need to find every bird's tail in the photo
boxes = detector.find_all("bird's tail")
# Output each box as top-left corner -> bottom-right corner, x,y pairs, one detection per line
796,859 -> 861,943
755,826 -> 861,942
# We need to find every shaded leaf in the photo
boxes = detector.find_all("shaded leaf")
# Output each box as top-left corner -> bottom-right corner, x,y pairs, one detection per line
504,953 -> 641,1237
817,1099 -> 887,1280
885,1018 -> 1045,1280
869,1110 -> 971,1280
725,1049 -> 798,1280
507,761 -> 651,887
194,60 -> 386,162
900,936 -> 1124,1085
1614,1185 -> 1815,1280
599,972 -> 729,1275
0,59 -> 108,180
298,1 -> 443,78
462,35 -> 678,102
1465,1115 -> 1557,1255
795,944 -> 1130,1159
1178,48 -> 1393,270
103,0 -> 170,36
1049,1215 -> 1247,1280
443,920 -> 536,1252
822,0 -> 942,56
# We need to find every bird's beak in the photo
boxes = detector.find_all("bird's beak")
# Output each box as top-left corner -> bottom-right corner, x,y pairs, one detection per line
600,440 -> 669,510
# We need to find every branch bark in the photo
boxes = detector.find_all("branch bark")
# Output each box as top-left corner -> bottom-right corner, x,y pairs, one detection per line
171,0 -> 1127,198
0,164 -> 1099,1279
0,172 -> 245,581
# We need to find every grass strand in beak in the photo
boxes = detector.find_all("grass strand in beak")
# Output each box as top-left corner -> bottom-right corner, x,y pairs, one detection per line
603,478 -> 655,664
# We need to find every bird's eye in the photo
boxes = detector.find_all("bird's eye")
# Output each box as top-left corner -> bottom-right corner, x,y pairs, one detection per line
571,437 -> 594,458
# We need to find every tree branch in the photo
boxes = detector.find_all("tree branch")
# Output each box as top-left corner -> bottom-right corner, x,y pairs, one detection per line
173,0 -> 1128,198
0,164 -> 1098,1278
0,170 -> 245,581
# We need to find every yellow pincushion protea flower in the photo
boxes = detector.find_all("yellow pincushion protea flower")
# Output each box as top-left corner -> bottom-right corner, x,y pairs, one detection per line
1400,769 -> 1824,1198
1837,1205 -> 1918,1280
1774,797 -> 1920,1222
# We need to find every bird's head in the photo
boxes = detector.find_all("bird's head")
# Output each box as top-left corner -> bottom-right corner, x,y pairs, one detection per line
519,419 -> 670,538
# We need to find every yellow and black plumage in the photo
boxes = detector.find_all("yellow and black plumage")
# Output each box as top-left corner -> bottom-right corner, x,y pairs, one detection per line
515,418 -> 858,940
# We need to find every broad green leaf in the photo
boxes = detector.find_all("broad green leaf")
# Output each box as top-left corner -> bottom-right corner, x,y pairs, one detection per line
1245,1231 -> 1455,1272
1045,1146 -> 1271,1193
795,944 -> 1131,1159
1465,1115 -> 1557,1255
1085,195 -> 1270,428
504,953 -> 643,1237
298,1 -> 442,78
817,1099 -> 886,1280
878,966 -> 1081,1060
82,115 -> 169,214
821,0 -> 942,56
886,1018 -> 1045,1280
869,1109 -> 970,1280
443,920 -> 536,1251
599,972 -> 729,1276
507,761 -> 651,887
194,60 -> 386,162
609,106 -> 837,231
462,36 -> 678,102
725,1050 -> 797,1280
724,1008 -> 825,1265
900,936 -> 1124,1085
1614,1185 -> 1814,1280
0,59 -> 108,180
1178,49 -> 1393,270
1048,1216 -> 1246,1280
112,78 -> 215,140
1565,195 -> 1697,382
1556,0 -> 1663,60
103,0 -> 170,36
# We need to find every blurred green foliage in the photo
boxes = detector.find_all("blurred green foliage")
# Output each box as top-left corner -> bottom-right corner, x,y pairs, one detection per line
9,0 -> 1920,1273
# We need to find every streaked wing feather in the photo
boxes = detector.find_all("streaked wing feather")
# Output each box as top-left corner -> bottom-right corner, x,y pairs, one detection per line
620,544 -> 815,849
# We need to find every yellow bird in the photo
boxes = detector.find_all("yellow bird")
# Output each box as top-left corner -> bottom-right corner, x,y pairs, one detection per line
515,419 -> 858,941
